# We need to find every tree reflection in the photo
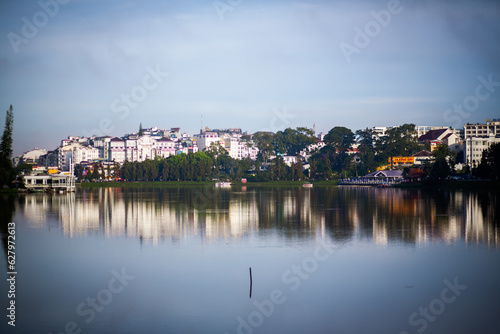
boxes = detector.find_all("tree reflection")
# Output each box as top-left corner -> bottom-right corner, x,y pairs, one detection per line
15,187 -> 500,247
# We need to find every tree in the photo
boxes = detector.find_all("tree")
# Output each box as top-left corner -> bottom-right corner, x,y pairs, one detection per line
377,124 -> 419,169
91,163 -> 100,180
253,132 -> 275,163
205,142 -> 227,178
324,126 -> 354,173
0,105 -> 14,187
274,127 -> 316,156
296,156 -> 304,180
138,123 -> 143,136
428,144 -> 451,182
355,128 -> 377,174
477,143 -> 500,180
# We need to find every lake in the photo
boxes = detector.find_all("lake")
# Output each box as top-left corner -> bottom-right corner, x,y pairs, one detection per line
1,186 -> 499,334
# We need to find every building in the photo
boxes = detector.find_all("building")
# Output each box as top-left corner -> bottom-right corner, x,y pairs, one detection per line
464,119 -> 500,138
194,132 -> 223,152
464,119 -> 500,167
72,146 -> 99,165
415,126 -> 449,138
109,137 -> 126,163
15,148 -> 47,166
412,151 -> 434,165
418,128 -> 460,151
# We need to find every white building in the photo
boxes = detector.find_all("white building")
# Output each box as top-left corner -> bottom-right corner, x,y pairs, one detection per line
72,146 -> 99,165
124,135 -> 158,162
194,132 -> 222,151
156,138 -> 177,158
20,148 -> 47,165
109,138 -> 126,164
465,137 -> 500,167
464,119 -> 500,167
93,136 -> 113,160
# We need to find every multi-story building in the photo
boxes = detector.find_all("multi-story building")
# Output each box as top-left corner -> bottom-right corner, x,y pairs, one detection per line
194,132 -> 223,151
92,136 -> 112,161
156,138 -> 177,158
464,119 -> 500,138
72,146 -> 99,165
109,138 -> 126,164
464,119 -> 500,167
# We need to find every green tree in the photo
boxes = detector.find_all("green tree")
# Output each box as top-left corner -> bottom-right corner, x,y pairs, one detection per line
377,124 -> 418,169
296,156 -> 304,180
355,128 -> 377,174
205,142 -> 227,178
0,105 -> 14,187
428,144 -> 451,182
138,123 -> 143,136
324,126 -> 354,173
274,127 -> 316,156
253,132 -> 275,163
477,143 -> 500,180
91,163 -> 100,180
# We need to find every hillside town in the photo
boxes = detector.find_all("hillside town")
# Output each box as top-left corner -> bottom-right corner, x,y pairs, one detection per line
14,119 -> 499,168
9,118 -> 500,190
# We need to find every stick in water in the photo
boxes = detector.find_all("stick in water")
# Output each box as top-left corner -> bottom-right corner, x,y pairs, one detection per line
249,267 -> 253,298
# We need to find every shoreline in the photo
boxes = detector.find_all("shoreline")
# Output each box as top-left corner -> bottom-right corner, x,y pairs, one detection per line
2,179 -> 499,192
75,180 -> 339,188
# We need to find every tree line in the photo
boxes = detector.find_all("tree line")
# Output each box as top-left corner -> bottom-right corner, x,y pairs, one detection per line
0,105 -> 14,188
102,123 -> 499,182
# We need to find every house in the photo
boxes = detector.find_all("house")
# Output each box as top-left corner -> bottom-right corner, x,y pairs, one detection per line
412,150 -> 434,165
418,128 -> 459,151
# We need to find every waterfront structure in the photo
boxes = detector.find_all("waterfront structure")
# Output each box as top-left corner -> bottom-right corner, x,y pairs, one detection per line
339,169 -> 403,186
23,161 -> 75,192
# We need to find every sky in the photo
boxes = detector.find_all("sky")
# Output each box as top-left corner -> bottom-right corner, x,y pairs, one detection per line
1,0 -> 499,156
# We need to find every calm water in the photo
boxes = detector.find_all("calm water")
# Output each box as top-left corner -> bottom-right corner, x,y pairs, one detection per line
1,186 -> 500,334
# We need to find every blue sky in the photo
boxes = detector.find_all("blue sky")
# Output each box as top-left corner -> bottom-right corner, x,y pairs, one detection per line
1,0 -> 499,155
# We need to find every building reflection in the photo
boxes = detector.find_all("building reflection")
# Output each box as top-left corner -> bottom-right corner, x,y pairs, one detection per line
18,186 -> 500,247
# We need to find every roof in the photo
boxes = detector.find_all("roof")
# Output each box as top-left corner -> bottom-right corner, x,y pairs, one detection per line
418,129 -> 448,142
441,133 -> 452,140
159,137 -> 173,142
364,170 -> 403,178
413,150 -> 433,157
110,137 -> 123,142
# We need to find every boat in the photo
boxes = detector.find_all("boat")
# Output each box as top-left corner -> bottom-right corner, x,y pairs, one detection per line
302,183 -> 313,188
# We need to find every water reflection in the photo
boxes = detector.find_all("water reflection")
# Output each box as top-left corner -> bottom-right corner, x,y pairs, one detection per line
17,187 -> 500,247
